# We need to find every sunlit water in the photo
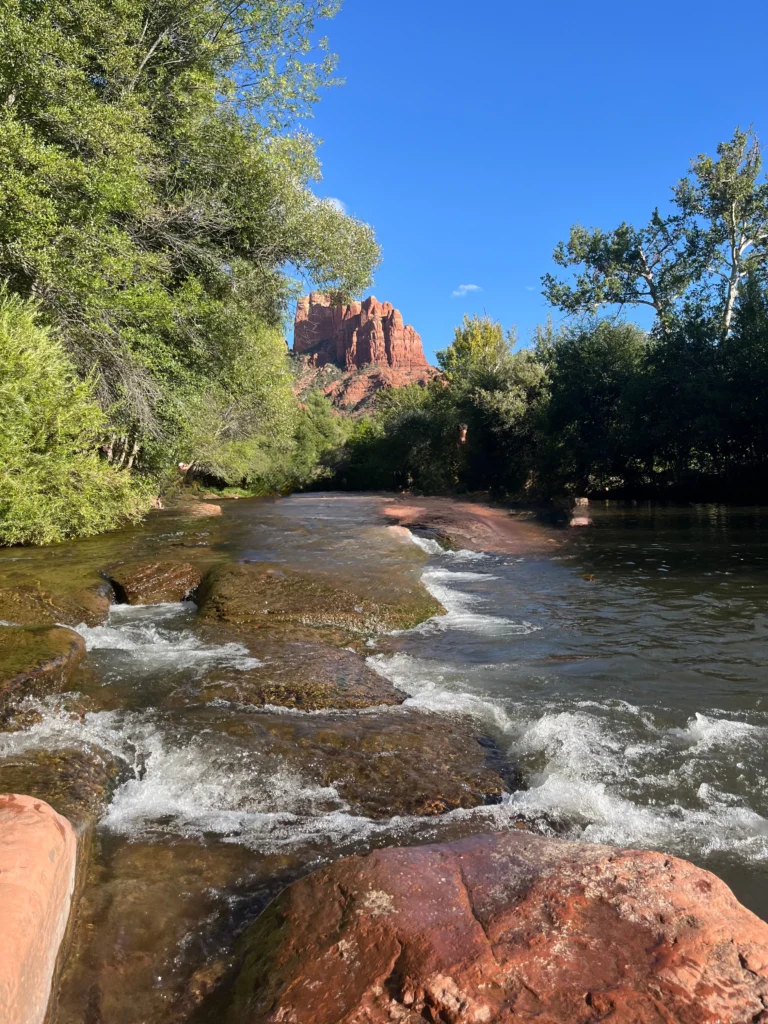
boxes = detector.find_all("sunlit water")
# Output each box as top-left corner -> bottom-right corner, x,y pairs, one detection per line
388,504 -> 768,914
3,495 -> 768,1019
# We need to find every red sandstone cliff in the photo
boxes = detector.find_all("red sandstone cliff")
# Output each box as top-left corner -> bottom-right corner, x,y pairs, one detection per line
293,293 -> 436,413
294,293 -> 430,372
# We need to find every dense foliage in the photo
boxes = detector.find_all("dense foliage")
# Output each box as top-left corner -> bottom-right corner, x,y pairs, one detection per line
338,130 -> 768,501
0,0 -> 379,541
4,26 -> 768,540
0,292 -> 152,545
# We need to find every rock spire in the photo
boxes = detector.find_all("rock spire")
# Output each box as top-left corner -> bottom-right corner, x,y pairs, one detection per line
294,292 -> 429,372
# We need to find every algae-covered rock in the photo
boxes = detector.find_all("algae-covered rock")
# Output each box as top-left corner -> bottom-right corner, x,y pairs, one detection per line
108,560 -> 202,605
287,713 -> 509,817
0,746 -> 127,833
0,626 -> 85,721
166,640 -> 405,712
0,583 -> 112,627
216,708 -> 511,818
198,563 -> 442,640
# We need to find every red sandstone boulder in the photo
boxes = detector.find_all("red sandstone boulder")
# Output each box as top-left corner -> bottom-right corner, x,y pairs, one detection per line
570,515 -> 592,527
108,560 -> 202,605
0,795 -> 78,1024
221,831 -> 768,1023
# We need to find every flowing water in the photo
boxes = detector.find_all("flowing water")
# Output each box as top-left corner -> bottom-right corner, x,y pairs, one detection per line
2,495 -> 767,1020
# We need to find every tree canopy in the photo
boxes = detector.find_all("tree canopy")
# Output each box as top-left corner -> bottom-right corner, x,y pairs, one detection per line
0,0 -> 380,490
542,128 -> 768,341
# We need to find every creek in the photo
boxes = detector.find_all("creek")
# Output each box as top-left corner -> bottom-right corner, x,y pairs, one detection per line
1,494 -> 767,1021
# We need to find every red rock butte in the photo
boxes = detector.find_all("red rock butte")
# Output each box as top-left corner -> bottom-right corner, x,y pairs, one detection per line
294,292 -> 430,372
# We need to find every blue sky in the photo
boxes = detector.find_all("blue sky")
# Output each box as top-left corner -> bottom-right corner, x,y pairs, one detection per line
303,0 -> 768,362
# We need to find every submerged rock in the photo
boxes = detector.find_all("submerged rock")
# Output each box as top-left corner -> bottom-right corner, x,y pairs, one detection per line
0,582 -> 112,627
54,838 -> 284,1024
0,795 -> 77,1024
108,560 -> 202,605
0,626 -> 86,725
198,563 -> 442,639
216,708 -> 511,818
219,831 -> 768,1024
166,639 -> 405,711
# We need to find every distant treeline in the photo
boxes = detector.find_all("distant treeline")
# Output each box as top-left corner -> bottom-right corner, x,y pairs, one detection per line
329,129 -> 768,501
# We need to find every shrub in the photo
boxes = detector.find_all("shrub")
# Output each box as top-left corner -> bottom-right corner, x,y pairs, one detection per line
0,292 -> 151,545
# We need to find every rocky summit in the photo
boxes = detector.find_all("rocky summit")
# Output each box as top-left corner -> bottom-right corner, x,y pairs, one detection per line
293,292 -> 437,412
294,292 -> 429,371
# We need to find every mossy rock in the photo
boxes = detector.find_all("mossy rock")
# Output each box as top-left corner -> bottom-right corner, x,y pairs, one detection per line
108,560 -> 202,605
0,582 -> 112,627
197,563 -> 442,641
0,745 -> 127,833
0,626 -> 86,724
199,708 -> 514,820
165,639 -> 405,712
280,713 -> 511,818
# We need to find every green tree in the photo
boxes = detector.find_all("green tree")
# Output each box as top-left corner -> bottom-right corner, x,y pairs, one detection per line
540,320 -> 648,492
437,313 -> 515,377
290,391 -> 350,486
543,129 -> 768,339
542,212 -> 693,331
675,129 -> 768,337
719,275 -> 768,471
0,0 -> 380,474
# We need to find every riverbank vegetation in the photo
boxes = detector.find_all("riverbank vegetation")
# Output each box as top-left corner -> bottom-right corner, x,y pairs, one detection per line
0,0 -> 378,543
334,128 -> 768,501
3,2 -> 768,552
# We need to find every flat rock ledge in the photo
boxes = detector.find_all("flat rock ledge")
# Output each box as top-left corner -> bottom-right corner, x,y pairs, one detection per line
0,583 -> 112,627
108,560 -> 202,605
0,794 -> 77,1024
198,563 -> 442,639
218,831 -> 768,1024
166,639 -> 405,711
0,626 -> 86,727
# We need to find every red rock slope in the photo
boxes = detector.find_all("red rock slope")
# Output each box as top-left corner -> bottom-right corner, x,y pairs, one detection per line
293,293 -> 437,413
221,831 -> 768,1023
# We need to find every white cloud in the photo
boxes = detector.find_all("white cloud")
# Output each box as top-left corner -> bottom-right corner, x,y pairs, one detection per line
324,197 -> 347,214
525,285 -> 536,292
452,283 -> 482,298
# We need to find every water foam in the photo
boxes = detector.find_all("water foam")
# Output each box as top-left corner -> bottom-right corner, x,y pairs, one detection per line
0,704 -> 392,851
408,533 -> 487,561
368,652 -> 519,732
370,649 -> 768,865
74,603 -> 262,673
419,570 -> 539,636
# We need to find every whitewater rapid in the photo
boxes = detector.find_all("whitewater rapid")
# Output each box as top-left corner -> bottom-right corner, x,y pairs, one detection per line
2,516 -> 766,891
